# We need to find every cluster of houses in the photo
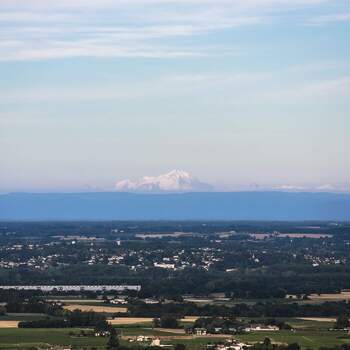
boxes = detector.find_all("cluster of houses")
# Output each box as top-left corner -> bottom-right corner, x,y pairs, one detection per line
0,253 -> 60,270
304,253 -> 344,267
94,330 -> 111,337
187,324 -> 279,335
207,339 -> 250,350
129,337 -> 250,350
128,336 -> 172,348
110,297 -> 128,304
133,335 -> 153,342
0,230 -> 345,275
0,237 -> 229,272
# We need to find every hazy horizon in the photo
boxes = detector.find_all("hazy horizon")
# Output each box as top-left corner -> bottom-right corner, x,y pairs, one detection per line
1,0 -> 349,193
1,168 -> 350,194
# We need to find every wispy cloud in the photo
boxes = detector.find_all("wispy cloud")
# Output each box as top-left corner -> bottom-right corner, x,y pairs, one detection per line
261,75 -> 350,101
0,71 -> 264,104
0,12 -> 73,22
0,0 -> 331,10
0,41 -> 208,61
0,0 -> 335,60
0,19 -> 257,60
307,12 -> 350,25
303,76 -> 350,95
3,67 -> 349,107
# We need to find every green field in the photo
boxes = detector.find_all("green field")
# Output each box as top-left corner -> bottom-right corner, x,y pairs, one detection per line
235,330 -> 350,348
0,328 -> 107,349
0,328 -> 349,349
0,313 -> 48,321
284,318 -> 335,330
143,331 -> 350,350
240,317 -> 335,330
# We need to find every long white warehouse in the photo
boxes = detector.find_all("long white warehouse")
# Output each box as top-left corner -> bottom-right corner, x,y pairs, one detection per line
0,285 -> 141,292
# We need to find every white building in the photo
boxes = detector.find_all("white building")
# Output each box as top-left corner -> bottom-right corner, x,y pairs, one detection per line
245,324 -> 279,332
154,262 -> 175,269
0,285 -> 141,292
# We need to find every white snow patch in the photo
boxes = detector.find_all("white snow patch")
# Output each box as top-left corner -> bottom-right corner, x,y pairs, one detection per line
115,169 -> 212,192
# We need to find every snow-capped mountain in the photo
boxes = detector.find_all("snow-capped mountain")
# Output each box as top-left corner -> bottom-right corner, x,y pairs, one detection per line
115,170 -> 212,192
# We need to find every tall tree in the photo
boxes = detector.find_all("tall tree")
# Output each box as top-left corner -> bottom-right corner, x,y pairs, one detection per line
336,315 -> 350,329
106,327 -> 119,350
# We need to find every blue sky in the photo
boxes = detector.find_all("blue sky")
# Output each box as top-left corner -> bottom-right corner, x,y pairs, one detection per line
0,0 -> 349,192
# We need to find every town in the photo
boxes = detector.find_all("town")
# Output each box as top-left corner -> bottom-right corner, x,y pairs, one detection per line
0,221 -> 350,349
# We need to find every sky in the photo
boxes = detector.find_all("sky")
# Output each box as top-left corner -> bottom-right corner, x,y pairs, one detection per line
0,0 -> 349,193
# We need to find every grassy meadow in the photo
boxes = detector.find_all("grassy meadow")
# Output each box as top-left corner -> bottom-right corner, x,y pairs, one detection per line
0,326 -> 349,349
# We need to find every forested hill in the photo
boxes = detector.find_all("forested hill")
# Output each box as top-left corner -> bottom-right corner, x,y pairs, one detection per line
0,191 -> 349,221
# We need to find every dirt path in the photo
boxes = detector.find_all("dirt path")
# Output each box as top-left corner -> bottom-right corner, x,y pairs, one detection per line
0,320 -> 19,328
123,334 -> 232,341
64,304 -> 127,313
309,292 -> 350,301
152,328 -> 186,334
109,317 -> 153,325
298,317 -> 336,322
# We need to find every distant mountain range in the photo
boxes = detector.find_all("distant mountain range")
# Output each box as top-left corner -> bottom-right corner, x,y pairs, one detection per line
1,191 -> 349,221
115,169 -> 212,192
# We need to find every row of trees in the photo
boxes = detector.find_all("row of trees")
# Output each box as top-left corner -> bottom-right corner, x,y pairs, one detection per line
19,309 -> 107,328
250,338 -> 300,350
250,338 -> 350,350
129,300 -> 350,318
